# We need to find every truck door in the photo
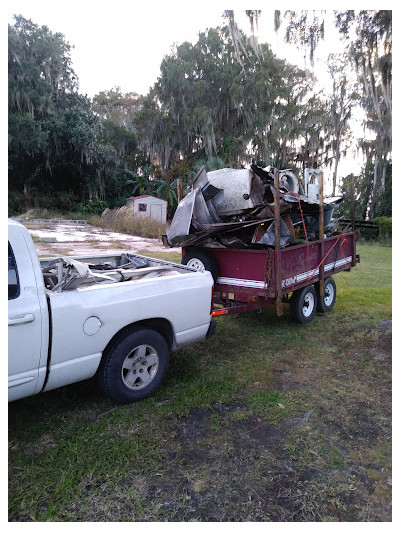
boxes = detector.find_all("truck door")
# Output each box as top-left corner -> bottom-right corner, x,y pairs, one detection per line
8,239 -> 47,401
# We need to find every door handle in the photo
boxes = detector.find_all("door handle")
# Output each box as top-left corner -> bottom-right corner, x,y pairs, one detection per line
8,313 -> 35,326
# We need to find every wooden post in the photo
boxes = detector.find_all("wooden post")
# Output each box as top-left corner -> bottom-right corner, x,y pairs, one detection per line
350,173 -> 355,232
177,178 -> 183,203
319,171 -> 325,297
274,169 -> 283,316
350,173 -> 356,266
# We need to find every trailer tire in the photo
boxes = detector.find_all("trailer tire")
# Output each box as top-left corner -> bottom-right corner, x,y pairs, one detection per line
315,277 -> 336,312
181,249 -> 219,282
97,328 -> 169,404
290,285 -> 317,324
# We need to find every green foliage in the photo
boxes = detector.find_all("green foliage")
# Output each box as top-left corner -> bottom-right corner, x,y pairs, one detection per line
8,15 -> 77,115
99,119 -> 138,156
8,17 -> 152,215
339,159 -> 391,224
373,217 -> 392,238
153,179 -> 178,218
136,25 -> 322,174
271,10 -> 391,213
336,10 -> 391,218
8,192 -> 27,217
8,17 -> 102,211
74,198 -> 108,215
92,88 -> 144,128
374,163 -> 392,218
8,13 -> 390,224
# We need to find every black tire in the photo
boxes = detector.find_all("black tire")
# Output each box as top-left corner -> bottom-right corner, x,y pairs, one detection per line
97,328 -> 169,404
290,285 -> 317,324
181,249 -> 219,282
315,276 -> 336,312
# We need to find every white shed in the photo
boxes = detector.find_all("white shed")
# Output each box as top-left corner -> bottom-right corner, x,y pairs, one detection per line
126,195 -> 167,224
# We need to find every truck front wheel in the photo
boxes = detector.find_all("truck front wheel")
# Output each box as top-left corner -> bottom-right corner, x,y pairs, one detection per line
290,285 -> 317,324
98,328 -> 170,404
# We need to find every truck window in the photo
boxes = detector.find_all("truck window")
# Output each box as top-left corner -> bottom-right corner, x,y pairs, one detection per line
8,243 -> 20,300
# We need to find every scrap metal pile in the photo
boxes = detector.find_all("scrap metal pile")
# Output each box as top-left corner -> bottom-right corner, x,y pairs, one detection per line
166,165 -> 343,249
41,254 -> 180,292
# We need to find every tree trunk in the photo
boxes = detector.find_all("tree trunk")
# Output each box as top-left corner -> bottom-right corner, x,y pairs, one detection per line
177,179 -> 183,203
381,158 -> 386,191
369,157 -> 379,219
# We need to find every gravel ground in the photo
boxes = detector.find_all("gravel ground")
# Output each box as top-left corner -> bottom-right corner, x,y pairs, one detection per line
26,222 -> 173,257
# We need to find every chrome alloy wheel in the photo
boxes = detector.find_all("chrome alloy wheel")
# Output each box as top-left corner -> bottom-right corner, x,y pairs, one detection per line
121,344 -> 159,390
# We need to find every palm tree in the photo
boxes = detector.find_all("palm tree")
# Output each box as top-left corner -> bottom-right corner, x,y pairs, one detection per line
153,179 -> 178,219
126,166 -> 153,197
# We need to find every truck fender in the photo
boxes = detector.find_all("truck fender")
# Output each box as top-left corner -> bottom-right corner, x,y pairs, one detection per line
99,318 -> 174,366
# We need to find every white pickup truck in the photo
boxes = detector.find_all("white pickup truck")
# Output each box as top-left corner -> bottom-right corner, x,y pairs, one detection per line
8,219 -> 216,404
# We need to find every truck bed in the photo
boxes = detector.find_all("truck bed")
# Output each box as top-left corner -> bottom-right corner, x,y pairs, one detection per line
39,252 -> 197,292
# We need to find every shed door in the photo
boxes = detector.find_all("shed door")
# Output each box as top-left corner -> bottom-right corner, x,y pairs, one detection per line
150,203 -> 162,222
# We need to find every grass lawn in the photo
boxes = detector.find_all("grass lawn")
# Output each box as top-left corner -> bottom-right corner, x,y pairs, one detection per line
8,243 -> 392,521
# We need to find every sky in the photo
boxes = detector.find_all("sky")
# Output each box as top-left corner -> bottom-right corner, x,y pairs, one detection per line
5,1 -> 338,98
6,1 -> 231,97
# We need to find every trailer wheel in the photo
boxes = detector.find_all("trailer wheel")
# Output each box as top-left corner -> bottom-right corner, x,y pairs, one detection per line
290,285 -> 317,324
181,249 -> 219,282
315,277 -> 336,312
97,328 -> 169,404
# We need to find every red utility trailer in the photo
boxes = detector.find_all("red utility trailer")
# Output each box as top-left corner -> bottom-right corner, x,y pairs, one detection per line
182,230 -> 359,323
181,172 -> 360,324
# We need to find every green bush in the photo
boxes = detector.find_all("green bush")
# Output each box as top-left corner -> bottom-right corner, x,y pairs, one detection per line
8,192 -> 27,217
74,198 -> 108,215
373,217 -> 392,238
358,226 -> 379,242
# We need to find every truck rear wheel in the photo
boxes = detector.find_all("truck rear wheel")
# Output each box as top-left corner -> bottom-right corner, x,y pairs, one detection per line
290,285 -> 317,324
315,276 -> 336,312
98,328 -> 169,404
181,249 -> 219,282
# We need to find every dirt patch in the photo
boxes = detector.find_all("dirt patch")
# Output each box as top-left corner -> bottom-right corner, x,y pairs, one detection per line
122,322 -> 391,522
80,401 -> 390,521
